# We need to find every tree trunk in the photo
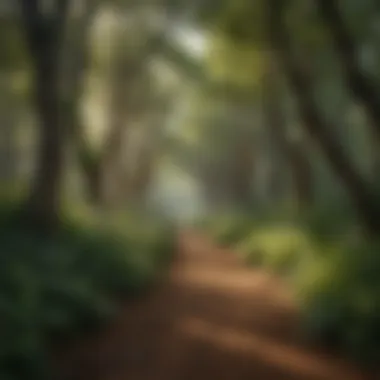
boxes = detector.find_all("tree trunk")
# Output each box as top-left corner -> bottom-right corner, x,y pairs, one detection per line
96,26 -> 161,207
267,1 -> 380,234
316,0 -> 380,143
19,0 -> 70,230
26,62 -> 64,227
61,1 -> 133,208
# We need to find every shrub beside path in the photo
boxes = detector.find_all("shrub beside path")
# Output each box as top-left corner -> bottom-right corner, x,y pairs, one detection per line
55,230 -> 378,380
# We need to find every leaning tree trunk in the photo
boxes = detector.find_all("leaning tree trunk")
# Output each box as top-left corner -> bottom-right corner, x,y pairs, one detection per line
316,1 -> 380,144
267,0 -> 380,235
28,63 -> 63,224
316,1 -> 380,181
19,0 -> 70,230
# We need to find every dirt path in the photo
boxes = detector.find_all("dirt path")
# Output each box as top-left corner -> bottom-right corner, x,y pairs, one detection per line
56,231 -> 377,380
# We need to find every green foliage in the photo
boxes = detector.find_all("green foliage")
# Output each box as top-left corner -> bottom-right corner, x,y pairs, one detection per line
198,212 -> 256,246
205,0 -> 265,46
297,240 -> 380,365
78,144 -> 103,176
200,207 -> 380,365
298,199 -> 357,243
237,226 -> 312,274
0,202 -> 175,379
0,19 -> 29,70
205,36 -> 265,89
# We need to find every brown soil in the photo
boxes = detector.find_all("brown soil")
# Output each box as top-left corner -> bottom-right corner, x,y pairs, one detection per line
55,230 -> 378,380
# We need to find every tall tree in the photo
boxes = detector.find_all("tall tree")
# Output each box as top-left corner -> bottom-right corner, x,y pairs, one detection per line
68,2 -> 167,207
267,0 -> 380,234
18,0 -> 71,228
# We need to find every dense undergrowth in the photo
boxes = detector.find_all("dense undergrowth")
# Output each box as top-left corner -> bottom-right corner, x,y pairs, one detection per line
200,207 -> 380,367
0,199 -> 176,379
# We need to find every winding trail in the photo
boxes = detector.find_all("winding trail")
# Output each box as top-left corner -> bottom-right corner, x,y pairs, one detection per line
56,230 -> 378,380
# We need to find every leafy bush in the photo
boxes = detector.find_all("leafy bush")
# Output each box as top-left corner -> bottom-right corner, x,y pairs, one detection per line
296,240 -> 380,365
198,212 -> 256,246
236,225 -> 313,275
199,212 -> 311,274
0,203 -> 175,379
200,209 -> 380,365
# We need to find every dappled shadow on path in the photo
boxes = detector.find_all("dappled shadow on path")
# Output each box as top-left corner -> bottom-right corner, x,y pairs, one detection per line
55,230 -> 377,380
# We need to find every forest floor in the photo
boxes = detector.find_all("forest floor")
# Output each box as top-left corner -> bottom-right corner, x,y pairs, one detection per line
55,230 -> 378,380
